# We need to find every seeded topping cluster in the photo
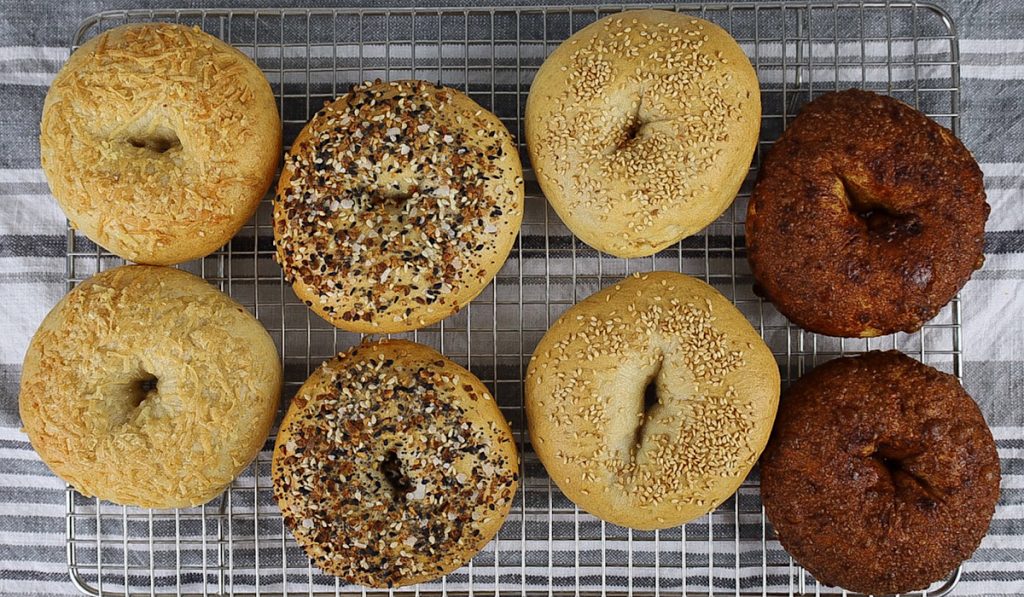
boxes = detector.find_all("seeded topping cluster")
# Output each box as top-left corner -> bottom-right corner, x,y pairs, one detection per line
274,80 -> 522,329
273,346 -> 518,587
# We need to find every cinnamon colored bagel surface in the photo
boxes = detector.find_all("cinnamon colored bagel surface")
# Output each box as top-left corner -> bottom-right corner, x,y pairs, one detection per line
746,89 -> 989,337
760,351 -> 1000,595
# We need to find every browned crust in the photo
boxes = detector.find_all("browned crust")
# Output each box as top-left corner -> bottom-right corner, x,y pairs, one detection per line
274,80 -> 523,334
272,340 -> 519,588
19,265 -> 282,508
746,89 -> 989,337
759,351 -> 1000,594
40,23 -> 281,265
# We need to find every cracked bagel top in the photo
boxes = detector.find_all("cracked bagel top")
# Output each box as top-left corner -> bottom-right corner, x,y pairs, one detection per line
525,271 -> 779,529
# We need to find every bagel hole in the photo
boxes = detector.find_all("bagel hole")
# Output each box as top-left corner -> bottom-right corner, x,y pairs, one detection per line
872,449 -> 943,504
643,379 -> 659,414
380,450 -> 412,499
878,455 -> 903,476
127,130 -> 180,154
840,175 -> 923,239
129,374 -> 159,409
631,378 -> 661,452
615,119 -> 643,151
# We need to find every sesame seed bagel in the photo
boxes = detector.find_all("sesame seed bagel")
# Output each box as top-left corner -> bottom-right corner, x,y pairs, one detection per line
275,80 -> 524,333
526,271 -> 779,530
747,90 -> 989,337
760,351 -> 1000,595
525,10 -> 761,258
40,23 -> 281,265
19,265 -> 282,509
272,340 -> 519,588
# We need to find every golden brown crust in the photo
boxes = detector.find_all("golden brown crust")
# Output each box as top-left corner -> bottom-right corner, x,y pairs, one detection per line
759,351 -> 1000,595
274,80 -> 524,334
19,265 -> 282,509
525,272 -> 779,530
40,23 -> 282,265
746,89 -> 989,337
526,10 -> 761,258
272,340 -> 519,588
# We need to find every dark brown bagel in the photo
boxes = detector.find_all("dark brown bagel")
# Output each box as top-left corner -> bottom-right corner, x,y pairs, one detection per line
760,351 -> 1000,595
746,89 -> 989,337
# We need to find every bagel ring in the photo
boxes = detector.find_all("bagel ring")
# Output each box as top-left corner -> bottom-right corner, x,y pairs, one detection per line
19,265 -> 282,508
526,271 -> 779,529
273,340 -> 519,587
274,80 -> 524,333
760,351 -> 1000,594
40,23 -> 281,265
526,10 -> 761,258
746,89 -> 989,337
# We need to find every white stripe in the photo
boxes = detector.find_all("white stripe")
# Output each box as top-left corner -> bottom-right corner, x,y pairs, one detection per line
994,504 -> 1024,520
0,447 -> 43,460
0,169 -> 46,183
2,72 -> 56,86
5,164 -> 1018,187
980,534 -> 1024,550
0,39 -> 1017,61
961,39 -> 1024,55
962,64 -> 1024,80
0,475 -> 64,490
982,164 -> 1024,178
987,188 -> 1024,233
0,256 -> 67,277
0,531 -> 68,547
956,581 -> 1024,595
0,46 -> 68,61
992,426 -> 1024,440
994,477 -> 1024,489
3,63 -> 1021,89
0,427 -> 28,442
0,195 -> 66,237
998,447 -> 1024,459
0,164 -> 1017,186
0,502 -> 63,518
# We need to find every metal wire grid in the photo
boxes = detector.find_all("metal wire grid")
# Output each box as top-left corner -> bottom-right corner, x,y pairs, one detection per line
61,2 -> 964,596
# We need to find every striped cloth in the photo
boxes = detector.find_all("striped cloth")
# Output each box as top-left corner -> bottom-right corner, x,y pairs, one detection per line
2,1 -> 1023,595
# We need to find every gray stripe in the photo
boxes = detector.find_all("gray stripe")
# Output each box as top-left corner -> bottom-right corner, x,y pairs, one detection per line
0,182 -> 50,195
966,361 -> 1024,427
1,364 -> 21,426
0,486 -> 64,505
0,458 -> 52,475
0,272 -> 64,284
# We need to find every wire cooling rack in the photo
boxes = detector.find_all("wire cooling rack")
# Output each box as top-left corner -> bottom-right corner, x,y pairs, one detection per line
64,2 -> 965,596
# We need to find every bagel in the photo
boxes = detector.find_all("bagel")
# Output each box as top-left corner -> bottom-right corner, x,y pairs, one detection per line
526,10 -> 761,258
526,271 -> 779,529
746,89 -> 989,337
40,23 -> 281,265
274,80 -> 524,333
273,340 -> 519,587
760,351 -> 1000,595
19,265 -> 282,509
